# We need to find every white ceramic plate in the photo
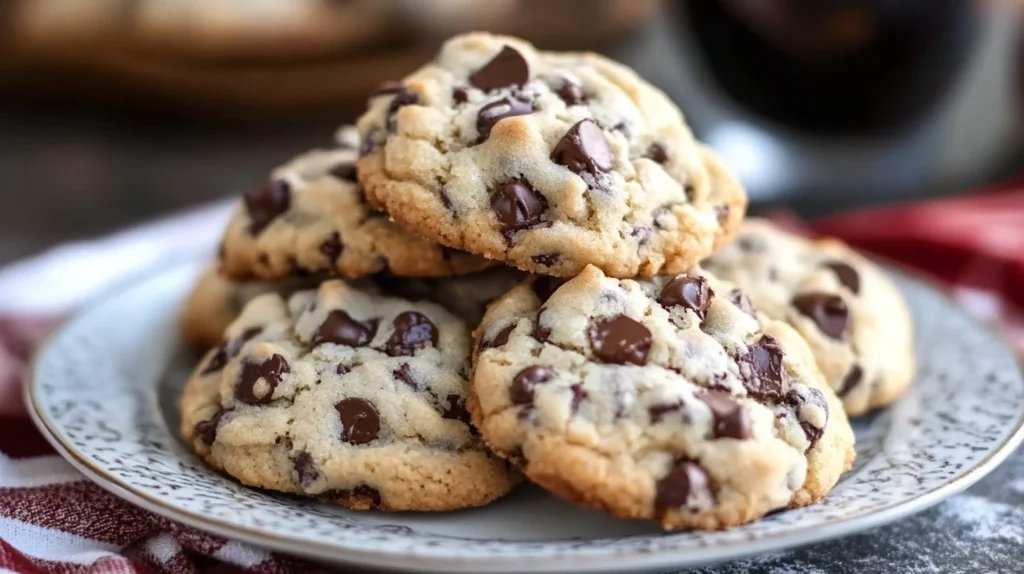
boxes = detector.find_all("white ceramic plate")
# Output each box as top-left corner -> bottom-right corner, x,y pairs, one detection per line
26,259 -> 1024,573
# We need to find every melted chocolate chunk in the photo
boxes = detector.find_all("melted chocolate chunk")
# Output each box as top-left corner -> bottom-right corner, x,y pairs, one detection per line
837,364 -> 863,397
469,45 -> 529,90
318,232 -> 343,263
738,335 -> 785,402
452,86 -> 469,104
479,323 -> 516,351
658,275 -> 714,321
393,363 -> 418,390
336,398 -> 380,445
655,460 -> 714,511
792,293 -> 849,339
646,143 -> 669,164
588,315 -> 653,366
550,119 -> 613,177
292,451 -> 319,487
194,407 -> 227,445
490,180 -> 547,238
442,395 -> 471,423
729,289 -> 757,317
201,327 -> 262,375
532,253 -> 559,267
786,387 -> 829,449
556,79 -> 586,105
510,365 -> 553,405
235,354 -> 290,405
311,310 -> 374,348
477,97 -> 534,142
386,89 -> 419,133
649,399 -> 687,423
244,180 -> 290,235
698,391 -> 752,439
385,311 -> 438,356
824,261 -> 861,294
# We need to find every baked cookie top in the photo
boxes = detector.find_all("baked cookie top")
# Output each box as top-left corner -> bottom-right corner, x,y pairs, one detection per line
470,265 -> 854,530
219,126 -> 492,281
356,32 -> 745,278
180,279 -> 519,512
702,219 -> 915,415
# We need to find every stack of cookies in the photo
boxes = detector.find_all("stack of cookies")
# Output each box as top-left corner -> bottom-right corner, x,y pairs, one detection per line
179,33 -> 915,531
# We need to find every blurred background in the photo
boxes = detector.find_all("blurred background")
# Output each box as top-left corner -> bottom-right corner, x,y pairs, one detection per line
0,0 -> 1021,266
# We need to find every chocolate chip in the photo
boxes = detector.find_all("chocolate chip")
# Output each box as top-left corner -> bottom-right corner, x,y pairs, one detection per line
824,261 -> 861,295
453,86 -> 469,104
319,232 -> 342,263
532,315 -> 551,343
646,143 -> 669,164
469,45 -> 529,91
477,97 -> 534,142
311,310 -> 374,348
556,79 -> 585,105
336,363 -> 352,376
532,253 -> 559,267
652,204 -> 676,229
738,335 -> 785,402
336,398 -> 380,445
649,399 -> 686,423
202,327 -> 262,375
329,162 -> 358,183
698,391 -> 751,439
439,188 -> 455,213
550,119 -> 613,177
531,276 -> 566,302
386,89 -> 419,133
684,185 -> 696,202
393,363 -> 418,390
729,289 -> 757,317
792,293 -> 849,339
714,205 -> 730,225
244,180 -> 290,235
658,275 -> 714,321
360,128 -> 380,157
569,384 -> 587,414
588,315 -> 653,366
479,323 -> 516,351
442,394 -> 470,423
324,485 -> 382,508
373,80 -> 404,96
631,226 -> 652,245
385,311 -> 438,356
655,460 -> 714,511
195,407 -> 226,445
511,366 -> 553,405
786,387 -> 829,448
837,364 -> 863,397
490,179 -> 547,238
292,451 -> 319,487
235,354 -> 290,405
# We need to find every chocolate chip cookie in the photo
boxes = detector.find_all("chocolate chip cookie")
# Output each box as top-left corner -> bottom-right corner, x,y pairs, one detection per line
470,265 -> 854,530
356,33 -> 745,278
219,126 -> 492,281
180,266 -> 318,350
702,219 -> 915,415
180,280 -> 520,511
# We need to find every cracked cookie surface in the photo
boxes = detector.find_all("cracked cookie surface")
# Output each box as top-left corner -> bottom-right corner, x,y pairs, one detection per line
356,32 -> 745,278
702,219 -> 915,415
219,126 -> 492,281
470,265 -> 854,530
180,280 -> 520,511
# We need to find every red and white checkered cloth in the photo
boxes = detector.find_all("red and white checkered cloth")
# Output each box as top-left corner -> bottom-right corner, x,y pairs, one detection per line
1,186 -> 1023,574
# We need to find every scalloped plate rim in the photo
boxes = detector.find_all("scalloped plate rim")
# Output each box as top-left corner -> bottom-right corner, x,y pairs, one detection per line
24,258 -> 1024,573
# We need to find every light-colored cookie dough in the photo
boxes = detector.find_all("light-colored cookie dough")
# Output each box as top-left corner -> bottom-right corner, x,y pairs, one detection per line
181,280 -> 520,511
357,33 -> 746,278
471,265 -> 854,530
702,219 -> 915,415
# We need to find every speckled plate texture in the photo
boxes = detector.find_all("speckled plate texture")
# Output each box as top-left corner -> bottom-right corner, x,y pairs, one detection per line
26,259 -> 1024,574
